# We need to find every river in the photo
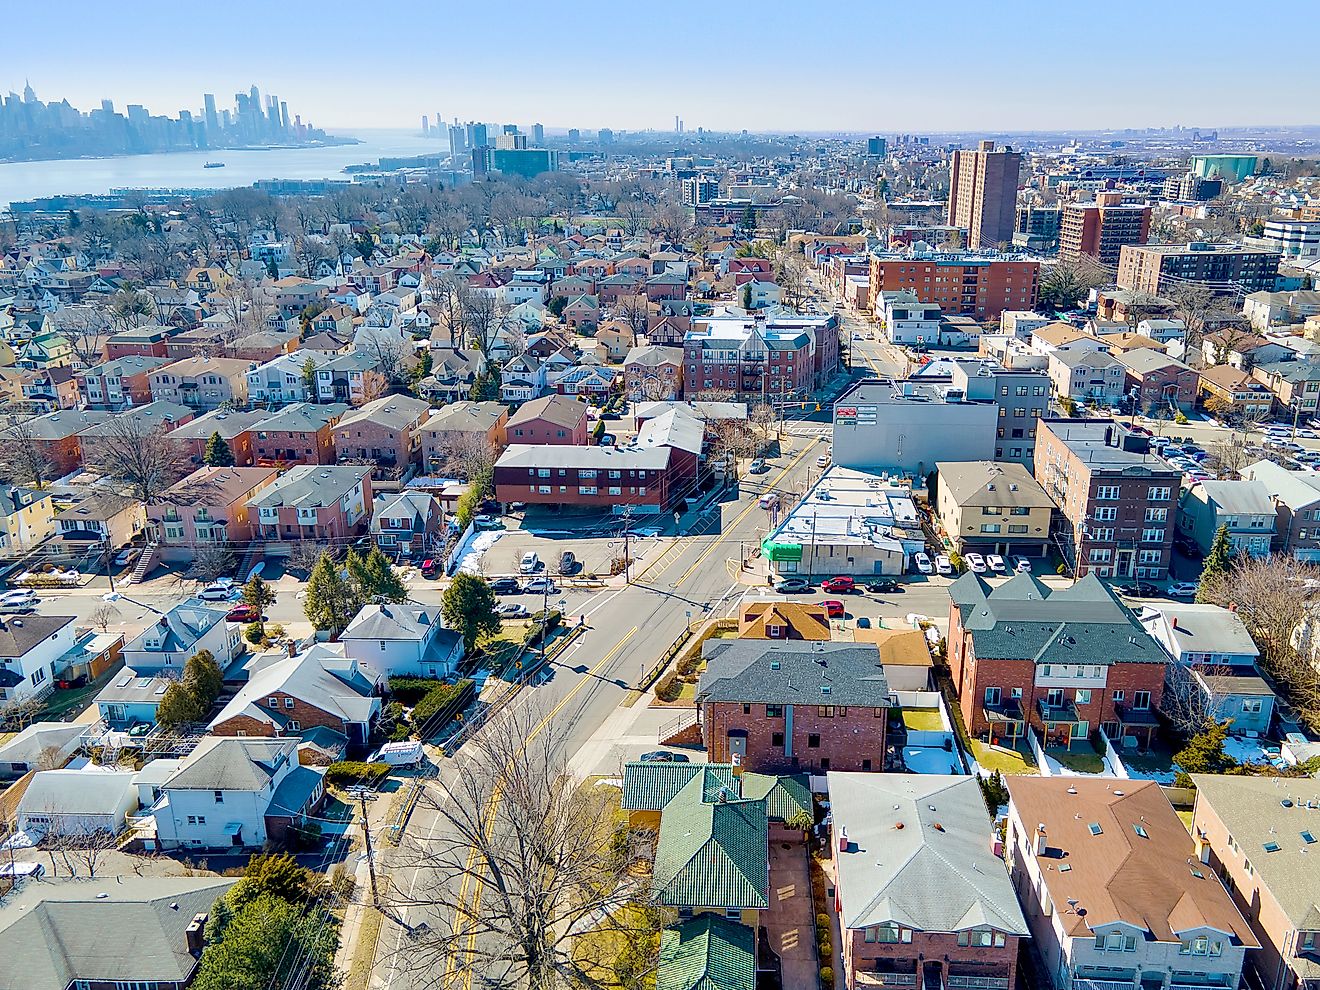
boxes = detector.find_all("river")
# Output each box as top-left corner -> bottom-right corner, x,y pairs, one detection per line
0,129 -> 451,209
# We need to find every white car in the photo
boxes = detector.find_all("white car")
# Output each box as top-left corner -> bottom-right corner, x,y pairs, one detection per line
987,554 -> 1007,573
965,553 -> 988,573
523,577 -> 557,595
935,554 -> 953,575
913,552 -> 934,575
0,589 -> 37,610
816,454 -> 830,468
198,583 -> 234,601
1013,556 -> 1033,574
1167,581 -> 1199,597
519,552 -> 540,574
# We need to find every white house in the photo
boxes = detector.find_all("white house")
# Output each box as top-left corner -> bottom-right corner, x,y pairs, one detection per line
877,289 -> 942,345
741,279 -> 781,310
245,351 -> 325,406
339,603 -> 465,679
0,614 -> 77,705
1048,345 -> 1127,402
499,270 -> 549,307
0,721 -> 83,779
500,355 -> 548,403
17,767 -> 138,837
119,598 -> 242,675
150,736 -> 325,850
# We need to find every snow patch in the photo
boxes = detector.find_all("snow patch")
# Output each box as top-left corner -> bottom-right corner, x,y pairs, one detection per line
456,531 -> 504,574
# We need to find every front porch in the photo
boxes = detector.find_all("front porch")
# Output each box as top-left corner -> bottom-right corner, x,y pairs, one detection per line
1037,698 -> 1086,750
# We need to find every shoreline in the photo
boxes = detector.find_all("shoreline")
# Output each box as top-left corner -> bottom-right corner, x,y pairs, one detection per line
0,137 -> 363,167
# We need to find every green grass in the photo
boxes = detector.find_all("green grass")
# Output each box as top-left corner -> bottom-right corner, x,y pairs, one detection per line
1047,746 -> 1106,775
901,708 -> 944,732
971,739 -> 1037,775
41,661 -> 123,720
479,620 -> 531,671
1176,809 -> 1195,833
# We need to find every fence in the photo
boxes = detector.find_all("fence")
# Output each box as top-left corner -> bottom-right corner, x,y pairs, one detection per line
1098,729 -> 1132,779
640,617 -> 737,693
1028,727 -> 1052,776
444,521 -> 477,576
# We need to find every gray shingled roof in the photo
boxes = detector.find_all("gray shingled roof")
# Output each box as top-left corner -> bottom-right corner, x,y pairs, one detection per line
249,465 -> 370,509
0,614 -> 75,658
164,736 -> 296,792
697,642 -> 892,706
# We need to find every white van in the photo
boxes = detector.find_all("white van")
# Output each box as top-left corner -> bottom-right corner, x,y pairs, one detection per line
758,493 -> 779,510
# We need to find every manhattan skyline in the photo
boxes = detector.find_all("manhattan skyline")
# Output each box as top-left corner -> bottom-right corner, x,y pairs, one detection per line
7,0 -> 1319,134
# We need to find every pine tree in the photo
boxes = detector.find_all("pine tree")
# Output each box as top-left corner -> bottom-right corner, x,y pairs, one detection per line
1196,524 -> 1232,601
304,551 -> 361,633
204,431 -> 235,467
300,356 -> 319,394
242,575 -> 277,634
442,572 -> 501,651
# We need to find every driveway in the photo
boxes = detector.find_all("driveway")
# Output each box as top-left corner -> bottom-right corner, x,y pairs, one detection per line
764,840 -> 817,990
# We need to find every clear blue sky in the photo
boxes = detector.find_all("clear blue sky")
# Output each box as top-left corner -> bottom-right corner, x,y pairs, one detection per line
7,0 -> 1317,133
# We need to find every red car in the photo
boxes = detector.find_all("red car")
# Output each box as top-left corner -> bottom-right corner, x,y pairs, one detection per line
821,576 -> 855,593
225,604 -> 261,623
819,599 -> 845,618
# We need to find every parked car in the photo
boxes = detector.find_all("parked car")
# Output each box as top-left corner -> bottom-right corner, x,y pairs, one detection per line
819,599 -> 845,618
490,577 -> 522,594
913,552 -> 934,575
773,577 -> 812,594
495,602 -> 529,618
473,514 -> 499,530
987,554 -> 1007,573
420,558 -> 439,578
113,548 -> 139,567
199,583 -> 235,602
856,616 -> 872,629
640,751 -> 690,763
1167,581 -> 1200,597
0,590 -> 37,612
519,552 -> 540,574
558,551 -> 577,576
821,576 -> 855,593
1013,556 -> 1033,574
524,577 -> 557,595
865,578 -> 901,594
1116,581 -> 1158,598
965,552 -> 988,573
816,454 -> 830,468
749,458 -> 769,474
935,554 -> 953,575
225,604 -> 262,623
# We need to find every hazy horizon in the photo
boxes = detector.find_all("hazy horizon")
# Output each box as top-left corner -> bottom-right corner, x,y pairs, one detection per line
8,0 -> 1319,134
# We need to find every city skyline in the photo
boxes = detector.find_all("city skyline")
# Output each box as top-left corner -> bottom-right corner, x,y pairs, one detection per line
6,0 -> 1318,133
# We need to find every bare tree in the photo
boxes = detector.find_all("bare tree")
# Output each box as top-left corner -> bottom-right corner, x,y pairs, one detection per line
360,369 -> 390,405
749,403 -> 780,444
287,539 -> 326,577
0,416 -> 55,489
774,253 -> 808,313
462,288 -> 509,359
185,543 -> 236,584
51,305 -> 114,366
86,420 -> 190,504
615,295 -> 652,341
45,823 -> 118,879
358,331 -> 411,391
1161,661 -> 1234,736
90,602 -> 118,633
1173,284 -> 1233,357
433,433 -> 499,480
428,273 -> 467,348
386,704 -> 652,990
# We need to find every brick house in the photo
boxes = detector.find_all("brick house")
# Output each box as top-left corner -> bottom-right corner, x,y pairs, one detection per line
830,774 -> 1028,990
562,294 -> 600,329
1034,419 -> 1182,580
21,409 -> 114,476
170,409 -> 270,467
333,394 -> 431,479
370,490 -> 445,556
494,444 -> 679,512
420,400 -> 508,475
147,466 -> 281,562
506,394 -> 589,445
104,326 -> 173,359
693,641 -> 891,773
252,402 -> 349,466
1116,348 -> 1200,413
208,644 -> 382,747
623,344 -> 683,401
947,572 -> 1168,749
249,465 -> 372,543
149,355 -> 252,410
76,354 -> 170,410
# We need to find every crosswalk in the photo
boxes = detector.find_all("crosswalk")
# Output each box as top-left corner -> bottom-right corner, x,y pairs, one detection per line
786,424 -> 833,438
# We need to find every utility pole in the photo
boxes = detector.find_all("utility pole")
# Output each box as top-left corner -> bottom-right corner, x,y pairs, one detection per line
355,789 -> 379,909
621,506 -> 633,584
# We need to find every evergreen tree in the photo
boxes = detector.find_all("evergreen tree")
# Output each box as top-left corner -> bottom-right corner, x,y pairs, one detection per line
156,681 -> 205,727
242,575 -> 277,635
441,572 -> 501,651
300,355 -> 319,394
347,546 -> 408,603
468,365 -> 502,402
1196,524 -> 1233,601
304,551 -> 361,633
203,431 -> 235,467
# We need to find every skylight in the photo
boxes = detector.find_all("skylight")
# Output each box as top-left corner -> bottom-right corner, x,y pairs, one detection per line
1133,824 -> 1149,839
1264,841 -> 1282,853
1190,868 -> 1205,879
1303,831 -> 1316,845
1059,863 -> 1072,872
1088,823 -> 1103,836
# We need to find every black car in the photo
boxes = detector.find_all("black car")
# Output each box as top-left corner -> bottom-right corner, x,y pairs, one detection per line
865,579 -> 901,594
639,751 -> 690,763
1117,582 -> 1158,598
558,551 -> 578,576
489,577 -> 522,594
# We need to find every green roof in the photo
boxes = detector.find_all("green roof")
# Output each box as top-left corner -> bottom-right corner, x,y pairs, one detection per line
658,915 -> 756,990
621,763 -> 738,812
652,774 -> 769,911
740,773 -> 812,823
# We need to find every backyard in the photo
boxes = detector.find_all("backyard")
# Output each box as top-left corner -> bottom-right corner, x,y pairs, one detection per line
971,738 -> 1037,775
901,708 -> 944,733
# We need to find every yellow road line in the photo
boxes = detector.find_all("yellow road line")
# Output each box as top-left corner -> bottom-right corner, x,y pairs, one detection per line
454,626 -> 640,987
672,438 -> 821,589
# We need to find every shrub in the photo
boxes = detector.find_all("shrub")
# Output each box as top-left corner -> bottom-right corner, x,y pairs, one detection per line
243,622 -> 264,644
816,913 -> 830,932
388,676 -> 445,706
655,671 -> 682,702
324,761 -> 390,786
818,937 -> 832,957
948,550 -> 964,574
820,967 -> 834,986
411,679 -> 472,731
676,652 -> 701,677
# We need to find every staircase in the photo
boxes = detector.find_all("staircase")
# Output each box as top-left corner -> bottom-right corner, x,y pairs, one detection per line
128,543 -> 158,585
659,710 -> 703,747
236,541 -> 265,582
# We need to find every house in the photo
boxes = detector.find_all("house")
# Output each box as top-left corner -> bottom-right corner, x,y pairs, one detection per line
339,603 -> 464,679
0,484 -> 55,554
76,354 -> 170,409
737,601 -> 831,640
1240,460 -> 1320,560
94,667 -> 176,729
184,264 -> 231,295
1251,360 -> 1320,419
1031,322 -> 1105,358
554,364 -> 619,398
1177,480 -> 1276,558
245,351 -> 325,406
1006,777 -> 1257,990
0,874 -> 237,990
301,328 -> 355,355
150,736 -> 325,848
499,354 -> 548,402
314,351 -> 379,404
657,915 -> 756,990
333,394 -> 432,479
850,626 -> 935,691
229,328 -> 301,363
829,774 -> 1028,990
1242,289 -> 1320,330
19,409 -> 114,476
16,766 -> 138,837
562,294 -> 600,329
877,289 -> 942,345
169,408 -> 269,467
209,644 -> 382,747
146,466 -> 281,562
0,721 -> 82,779
249,464 -> 372,543
624,344 -> 683,401
1048,346 -> 1128,403
595,322 -> 635,363
948,572 -> 1168,748
620,760 -> 810,835
1203,332 -> 1295,371
120,597 -> 242,674
692,641 -> 891,773
935,461 -> 1055,559
1189,774 -> 1320,990
1117,348 -> 1200,413
506,393 -> 590,445
421,344 -> 486,403
494,444 -> 680,513
1198,366 -> 1275,422
1139,604 -> 1275,735
148,355 -> 251,410
54,492 -> 144,549
420,400 -> 508,475
252,401 -> 349,466
370,490 -> 445,556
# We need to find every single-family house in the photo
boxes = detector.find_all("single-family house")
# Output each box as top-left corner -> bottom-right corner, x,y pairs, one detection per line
1117,348 -> 1200,413
245,351 -> 326,406
370,490 -> 445,557
1178,480 -> 1277,558
314,351 -> 379,404
500,354 -> 548,402
1048,346 -> 1128,403
339,603 -> 464,679
94,668 -> 176,729
54,492 -> 145,549
0,485 -> 55,554
1240,460 -> 1320,560
0,721 -> 82,779
737,601 -> 831,641
119,597 -> 242,674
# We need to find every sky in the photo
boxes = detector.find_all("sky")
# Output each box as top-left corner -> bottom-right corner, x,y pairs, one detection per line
7,0 -> 1318,135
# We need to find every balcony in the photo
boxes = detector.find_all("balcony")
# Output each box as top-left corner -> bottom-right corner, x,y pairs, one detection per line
949,977 -> 1009,990
1073,981 -> 1134,990
858,975 -> 917,988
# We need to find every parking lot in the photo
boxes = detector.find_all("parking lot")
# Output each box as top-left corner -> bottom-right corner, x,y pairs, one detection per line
460,516 -> 668,579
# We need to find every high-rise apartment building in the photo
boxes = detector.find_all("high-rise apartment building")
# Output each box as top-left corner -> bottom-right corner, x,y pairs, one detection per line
866,136 -> 887,157
1058,192 -> 1152,266
947,140 -> 1023,250
532,123 -> 544,145
1116,242 -> 1281,297
203,93 -> 218,132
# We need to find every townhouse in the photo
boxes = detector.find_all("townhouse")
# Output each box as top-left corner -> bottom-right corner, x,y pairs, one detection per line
1117,349 -> 1200,413
1048,346 -> 1128,404
21,409 -> 114,476
76,354 -> 170,410
245,350 -> 326,406
948,572 -> 1168,748
419,400 -> 508,475
1177,480 -> 1276,557
169,408 -> 269,467
146,466 -> 281,562
1240,460 -> 1320,560
1251,360 -> 1320,420
149,355 -> 252,410
314,351 -> 379,404
332,394 -> 431,479
249,465 -> 372,543
252,401 -> 349,466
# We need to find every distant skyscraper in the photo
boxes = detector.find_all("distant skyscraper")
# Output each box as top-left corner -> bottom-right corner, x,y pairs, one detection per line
101,99 -> 114,115
532,122 -> 544,145
567,128 -> 580,144
598,128 -> 613,145
675,115 -> 680,133
127,104 -> 148,127
23,80 -> 36,103
280,102 -> 290,131
947,140 -> 1023,250
502,123 -> 518,135
203,93 -> 218,132
866,136 -> 887,157
421,115 -> 430,134
471,122 -> 488,148
449,125 -> 466,156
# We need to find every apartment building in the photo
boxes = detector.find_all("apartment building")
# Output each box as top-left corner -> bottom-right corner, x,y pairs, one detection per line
684,315 -> 815,402
493,444 -> 682,513
947,140 -> 1023,250
252,401 -> 349,466
869,249 -> 1040,321
1034,419 -> 1181,580
149,355 -> 252,410
935,460 -> 1054,558
77,354 -> 170,410
248,465 -> 372,542
1059,194 -> 1152,266
147,466 -> 281,561
1116,242 -> 1281,297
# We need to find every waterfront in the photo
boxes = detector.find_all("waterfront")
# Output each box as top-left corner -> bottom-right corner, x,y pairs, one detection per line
0,129 -> 448,209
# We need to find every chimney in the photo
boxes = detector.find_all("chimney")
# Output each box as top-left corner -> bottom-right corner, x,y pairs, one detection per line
1103,426 -> 1113,447
1229,603 -> 1237,613
839,824 -> 849,853
1171,616 -> 1178,629
185,913 -> 208,955
1034,823 -> 1048,855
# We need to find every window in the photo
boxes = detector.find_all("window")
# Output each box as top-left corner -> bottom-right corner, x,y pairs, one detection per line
1009,524 -> 1029,534
808,733 -> 820,748
284,698 -> 295,708
1096,486 -> 1120,500
1097,932 -> 1137,952
865,924 -> 910,944
1133,823 -> 1149,838
766,705 -> 783,719
1146,507 -> 1168,522
1076,689 -> 1092,705
1094,506 -> 1117,522
214,790 -> 224,804
957,930 -> 1001,947
818,706 -> 835,717
981,524 -> 1001,534
1148,486 -> 1172,501
1243,698 -> 1263,714
1133,690 -> 1151,710
1142,528 -> 1165,543
1046,689 -> 1065,707
1112,689 -> 1125,703
268,696 -> 279,708
1010,506 -> 1031,516
772,732 -> 784,747
985,687 -> 1001,706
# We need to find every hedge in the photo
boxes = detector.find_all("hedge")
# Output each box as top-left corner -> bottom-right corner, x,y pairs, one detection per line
388,676 -> 446,706
325,761 -> 390,786
411,679 -> 473,729
655,671 -> 682,703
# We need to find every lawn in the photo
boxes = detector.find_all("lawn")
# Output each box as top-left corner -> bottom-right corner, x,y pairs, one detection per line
572,903 -> 660,989
901,708 -> 944,732
971,738 -> 1038,774
1176,808 -> 1195,833
1047,746 -> 1106,775
480,620 -> 531,672
41,661 -> 124,721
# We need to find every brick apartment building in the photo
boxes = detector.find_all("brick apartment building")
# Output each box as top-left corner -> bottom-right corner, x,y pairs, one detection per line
253,401 -> 349,466
1116,242 -> 1282,297
947,140 -> 1023,250
493,444 -> 683,513
868,250 -> 1039,321
684,316 -> 815,402
1058,192 -> 1152,266
505,394 -> 589,445
249,465 -> 372,543
948,572 -> 1168,748
693,641 -> 891,774
77,355 -> 170,410
1034,418 -> 1182,580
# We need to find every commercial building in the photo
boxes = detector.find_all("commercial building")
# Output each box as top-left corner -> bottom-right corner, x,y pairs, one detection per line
1191,154 -> 1258,184
935,461 -> 1054,558
869,248 -> 1039,321
493,444 -> 683,514
947,140 -> 1023,250
1034,418 -> 1181,580
1244,218 -> 1320,263
1116,242 -> 1281,297
1058,194 -> 1152,266
949,359 -> 1051,466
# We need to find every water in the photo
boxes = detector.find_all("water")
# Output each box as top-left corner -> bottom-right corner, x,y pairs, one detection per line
0,129 -> 450,209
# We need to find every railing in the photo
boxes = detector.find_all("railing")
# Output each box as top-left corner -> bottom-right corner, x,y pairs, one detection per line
659,709 -> 699,742
1072,980 -> 1136,990
949,977 -> 1009,990
857,974 -> 917,987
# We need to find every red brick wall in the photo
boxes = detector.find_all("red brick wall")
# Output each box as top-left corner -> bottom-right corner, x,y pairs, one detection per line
211,693 -> 364,737
844,928 -> 1020,990
507,415 -> 588,445
702,701 -> 888,773
255,426 -> 336,465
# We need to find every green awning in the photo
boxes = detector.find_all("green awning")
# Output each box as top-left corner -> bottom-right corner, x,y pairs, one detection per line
761,540 -> 802,562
